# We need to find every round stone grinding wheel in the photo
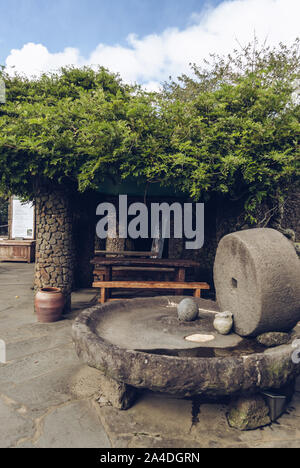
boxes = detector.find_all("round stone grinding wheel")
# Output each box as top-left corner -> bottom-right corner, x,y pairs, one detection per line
214,228 -> 300,337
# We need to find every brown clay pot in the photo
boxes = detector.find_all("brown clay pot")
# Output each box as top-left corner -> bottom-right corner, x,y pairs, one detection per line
35,287 -> 65,323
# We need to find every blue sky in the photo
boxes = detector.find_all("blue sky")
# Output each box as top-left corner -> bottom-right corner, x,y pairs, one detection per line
0,0 -> 222,62
1,0 -> 299,90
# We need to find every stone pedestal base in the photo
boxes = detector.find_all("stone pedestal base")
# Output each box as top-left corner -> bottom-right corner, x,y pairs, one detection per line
227,395 -> 271,431
97,374 -> 138,411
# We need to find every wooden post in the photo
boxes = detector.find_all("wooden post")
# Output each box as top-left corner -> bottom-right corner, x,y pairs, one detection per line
175,267 -> 186,295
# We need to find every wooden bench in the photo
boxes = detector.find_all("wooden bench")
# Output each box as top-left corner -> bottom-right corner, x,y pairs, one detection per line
92,281 -> 210,304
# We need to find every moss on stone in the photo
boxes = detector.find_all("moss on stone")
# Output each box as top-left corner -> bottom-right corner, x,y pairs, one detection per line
227,395 -> 271,431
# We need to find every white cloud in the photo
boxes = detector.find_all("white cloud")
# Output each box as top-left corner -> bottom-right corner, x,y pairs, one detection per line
5,0 -> 300,89
6,43 -> 83,76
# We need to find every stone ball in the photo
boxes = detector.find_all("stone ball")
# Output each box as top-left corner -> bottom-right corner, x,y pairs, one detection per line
177,298 -> 199,322
214,228 -> 300,337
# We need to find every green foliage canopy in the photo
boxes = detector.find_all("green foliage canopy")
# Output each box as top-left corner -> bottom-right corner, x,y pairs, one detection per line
0,41 -> 299,220
0,67 -> 135,196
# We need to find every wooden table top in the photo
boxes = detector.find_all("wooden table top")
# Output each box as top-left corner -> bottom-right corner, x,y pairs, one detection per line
0,239 -> 36,245
91,257 -> 200,268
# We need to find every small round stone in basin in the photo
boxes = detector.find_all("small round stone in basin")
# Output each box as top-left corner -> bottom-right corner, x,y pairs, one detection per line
177,298 -> 198,322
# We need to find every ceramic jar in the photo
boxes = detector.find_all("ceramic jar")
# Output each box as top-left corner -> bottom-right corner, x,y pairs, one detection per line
213,311 -> 233,335
35,287 -> 65,323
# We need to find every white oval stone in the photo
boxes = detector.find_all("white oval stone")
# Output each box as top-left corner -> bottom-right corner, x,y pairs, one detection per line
185,334 -> 215,343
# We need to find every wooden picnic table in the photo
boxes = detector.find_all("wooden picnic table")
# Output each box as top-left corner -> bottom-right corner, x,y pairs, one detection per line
91,257 -> 204,301
91,257 -> 200,282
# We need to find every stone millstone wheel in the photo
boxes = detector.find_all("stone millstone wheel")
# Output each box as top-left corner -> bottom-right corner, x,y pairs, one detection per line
214,228 -> 300,337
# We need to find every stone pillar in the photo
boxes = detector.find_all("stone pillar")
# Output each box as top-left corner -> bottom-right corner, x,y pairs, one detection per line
106,235 -> 125,253
105,196 -> 126,254
34,189 -> 74,311
168,207 -> 183,259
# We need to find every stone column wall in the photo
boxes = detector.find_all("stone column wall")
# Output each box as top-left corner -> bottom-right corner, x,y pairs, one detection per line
34,189 -> 74,311
105,195 -> 126,254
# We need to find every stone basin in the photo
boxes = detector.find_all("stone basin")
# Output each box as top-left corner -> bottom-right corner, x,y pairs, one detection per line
72,296 -> 300,397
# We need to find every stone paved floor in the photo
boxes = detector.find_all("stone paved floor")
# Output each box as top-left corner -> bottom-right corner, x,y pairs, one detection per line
0,262 -> 300,448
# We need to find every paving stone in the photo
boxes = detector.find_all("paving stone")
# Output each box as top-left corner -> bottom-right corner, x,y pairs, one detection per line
238,428 -> 267,444
0,345 -> 78,386
0,365 -> 83,417
1,327 -> 73,362
191,402 -> 229,432
190,403 -> 243,445
96,392 -> 193,442
16,441 -> 38,448
34,400 -> 111,448
253,439 -> 300,448
0,399 -> 35,448
275,411 -> 299,425
128,435 -> 203,449
286,393 -> 300,417
106,435 -> 133,448
223,443 -> 251,448
256,423 -> 298,441
1,319 -> 72,343
0,311 -> 36,330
